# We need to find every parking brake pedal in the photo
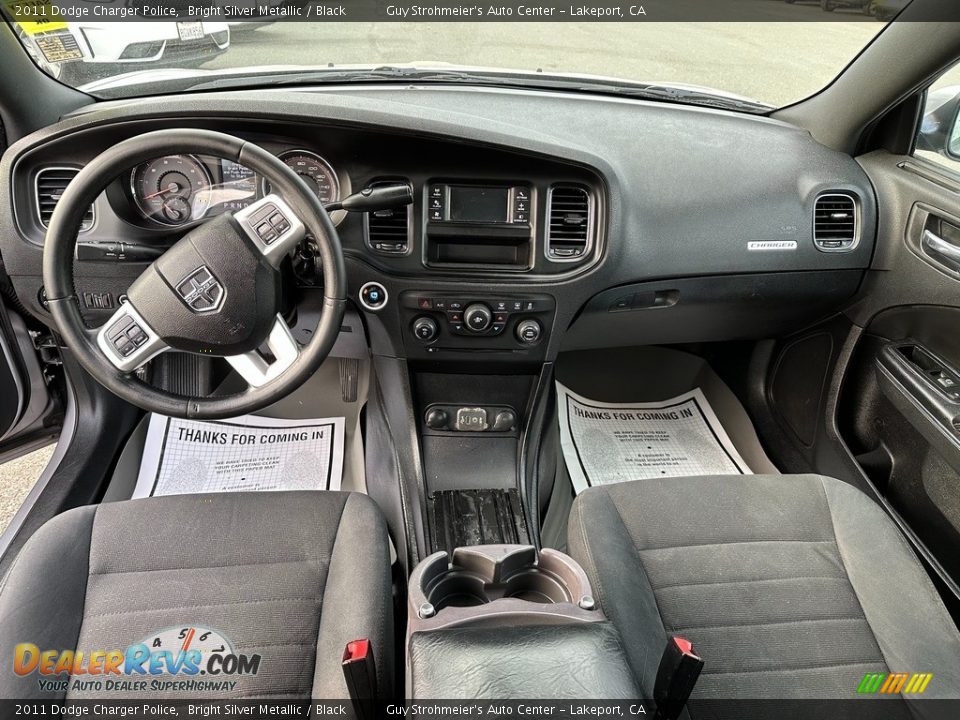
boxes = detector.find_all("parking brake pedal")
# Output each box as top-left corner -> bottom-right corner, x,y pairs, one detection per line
653,636 -> 704,720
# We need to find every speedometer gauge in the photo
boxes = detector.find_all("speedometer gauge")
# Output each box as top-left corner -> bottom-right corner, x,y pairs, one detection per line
263,150 -> 340,206
132,155 -> 213,226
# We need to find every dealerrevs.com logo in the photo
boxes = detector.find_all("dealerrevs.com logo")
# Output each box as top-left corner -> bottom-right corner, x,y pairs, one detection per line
14,626 -> 261,694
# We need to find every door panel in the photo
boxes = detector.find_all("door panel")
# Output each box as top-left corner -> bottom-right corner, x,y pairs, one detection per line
0,320 -> 24,438
839,150 -> 960,587
0,296 -> 58,459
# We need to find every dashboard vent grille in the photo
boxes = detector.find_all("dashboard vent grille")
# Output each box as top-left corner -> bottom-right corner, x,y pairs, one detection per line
814,193 -> 858,251
365,181 -> 411,255
36,167 -> 94,231
547,185 -> 591,261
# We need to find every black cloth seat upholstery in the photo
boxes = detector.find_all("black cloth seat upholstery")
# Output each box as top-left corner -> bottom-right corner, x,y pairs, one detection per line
568,474 -> 960,701
0,491 -> 393,700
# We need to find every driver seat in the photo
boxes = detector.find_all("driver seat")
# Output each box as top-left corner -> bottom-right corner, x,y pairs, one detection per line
0,491 -> 393,700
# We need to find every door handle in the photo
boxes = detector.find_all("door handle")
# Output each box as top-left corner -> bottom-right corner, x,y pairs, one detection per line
922,228 -> 960,272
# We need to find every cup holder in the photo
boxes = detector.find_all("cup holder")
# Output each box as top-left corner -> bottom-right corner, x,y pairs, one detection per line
427,573 -> 489,610
408,544 -> 600,629
502,571 -> 570,604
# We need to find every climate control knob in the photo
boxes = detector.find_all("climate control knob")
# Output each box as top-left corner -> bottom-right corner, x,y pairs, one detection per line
412,316 -> 439,342
463,303 -> 493,333
515,319 -> 542,345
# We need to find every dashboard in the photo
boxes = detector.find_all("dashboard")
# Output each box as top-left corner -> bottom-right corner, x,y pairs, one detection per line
0,85 -> 878,364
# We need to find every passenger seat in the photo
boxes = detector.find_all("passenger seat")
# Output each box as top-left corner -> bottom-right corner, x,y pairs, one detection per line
567,474 -> 960,700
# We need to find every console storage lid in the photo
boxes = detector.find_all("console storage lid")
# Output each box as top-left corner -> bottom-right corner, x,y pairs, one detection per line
406,545 -> 639,698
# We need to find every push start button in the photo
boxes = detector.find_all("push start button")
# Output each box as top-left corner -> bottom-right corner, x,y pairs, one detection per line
359,282 -> 388,312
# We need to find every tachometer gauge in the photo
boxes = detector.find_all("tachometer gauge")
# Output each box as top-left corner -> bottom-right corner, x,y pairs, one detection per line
263,150 -> 340,206
132,155 -> 213,226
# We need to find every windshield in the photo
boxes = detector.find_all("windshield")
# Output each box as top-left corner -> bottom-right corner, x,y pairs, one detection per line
4,7 -> 892,109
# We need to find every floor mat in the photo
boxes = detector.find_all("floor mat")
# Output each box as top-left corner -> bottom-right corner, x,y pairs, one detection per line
556,382 -> 751,494
133,413 -> 345,498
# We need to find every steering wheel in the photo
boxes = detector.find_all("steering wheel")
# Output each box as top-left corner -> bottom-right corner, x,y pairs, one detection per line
42,129 -> 347,419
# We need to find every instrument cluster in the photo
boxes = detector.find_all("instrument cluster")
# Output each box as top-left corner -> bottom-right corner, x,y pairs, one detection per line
127,149 -> 341,228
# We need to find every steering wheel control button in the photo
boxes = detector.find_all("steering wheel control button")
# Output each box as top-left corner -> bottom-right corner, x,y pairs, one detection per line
247,203 -> 290,245
106,316 -> 141,357
464,303 -> 493,332
175,266 -> 224,314
413,316 -> 439,343
256,222 -> 277,244
234,194 -> 306,265
107,317 -> 141,353
359,282 -> 388,312
268,212 -> 290,233
107,315 -> 134,337
96,300 -> 167,373
106,316 -> 149,356
516,319 -> 543,345
126,325 -> 149,348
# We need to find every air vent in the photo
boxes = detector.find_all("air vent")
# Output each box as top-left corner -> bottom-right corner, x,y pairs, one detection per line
364,181 -> 411,255
813,193 -> 858,251
35,167 -> 94,231
546,185 -> 592,261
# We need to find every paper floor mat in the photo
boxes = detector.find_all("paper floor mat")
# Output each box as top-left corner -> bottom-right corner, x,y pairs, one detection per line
556,382 -> 751,494
133,413 -> 345,498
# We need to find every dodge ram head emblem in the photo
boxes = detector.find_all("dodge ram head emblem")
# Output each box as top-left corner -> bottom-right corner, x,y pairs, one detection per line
176,267 -> 224,314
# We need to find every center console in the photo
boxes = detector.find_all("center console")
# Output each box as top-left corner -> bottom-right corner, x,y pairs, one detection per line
424,183 -> 536,271
405,545 -> 639,699
352,167 -> 600,363
399,291 -> 555,358
348,166 -> 602,571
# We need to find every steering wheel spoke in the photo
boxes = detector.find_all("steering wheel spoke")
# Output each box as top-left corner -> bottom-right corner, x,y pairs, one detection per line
232,194 -> 306,266
225,314 -> 300,388
95,298 -> 168,374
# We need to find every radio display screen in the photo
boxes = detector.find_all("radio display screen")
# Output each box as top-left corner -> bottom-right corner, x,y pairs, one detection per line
448,186 -> 510,223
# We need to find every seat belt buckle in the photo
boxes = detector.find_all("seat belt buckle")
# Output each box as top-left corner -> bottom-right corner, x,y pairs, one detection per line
342,638 -> 376,720
653,635 -> 704,720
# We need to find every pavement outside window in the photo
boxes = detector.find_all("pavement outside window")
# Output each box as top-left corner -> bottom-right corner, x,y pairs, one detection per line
0,445 -> 53,534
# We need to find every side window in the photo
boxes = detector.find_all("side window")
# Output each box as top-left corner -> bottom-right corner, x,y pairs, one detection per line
915,62 -> 960,175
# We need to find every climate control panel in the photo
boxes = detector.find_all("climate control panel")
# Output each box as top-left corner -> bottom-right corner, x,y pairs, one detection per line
399,291 -> 554,357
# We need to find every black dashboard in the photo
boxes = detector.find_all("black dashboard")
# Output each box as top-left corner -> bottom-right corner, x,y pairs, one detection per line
0,85 -> 877,365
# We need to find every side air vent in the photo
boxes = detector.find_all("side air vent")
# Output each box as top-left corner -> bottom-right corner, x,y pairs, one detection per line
813,192 -> 858,252
35,167 -> 94,231
364,181 -> 411,255
546,185 -> 592,261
